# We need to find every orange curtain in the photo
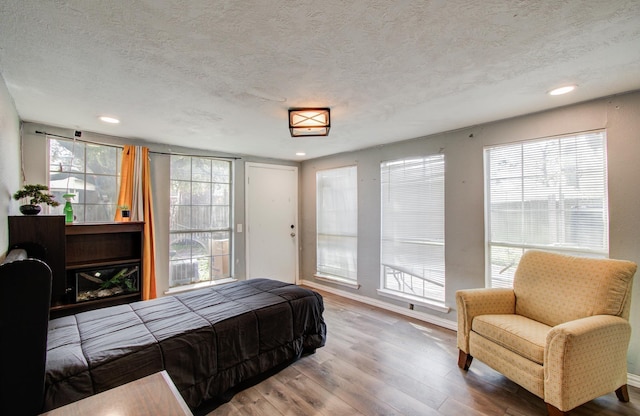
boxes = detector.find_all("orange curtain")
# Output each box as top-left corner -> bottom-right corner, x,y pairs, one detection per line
116,145 -> 157,300
115,145 -> 135,221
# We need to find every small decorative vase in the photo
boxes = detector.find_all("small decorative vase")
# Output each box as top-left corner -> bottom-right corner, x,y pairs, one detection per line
19,204 -> 41,215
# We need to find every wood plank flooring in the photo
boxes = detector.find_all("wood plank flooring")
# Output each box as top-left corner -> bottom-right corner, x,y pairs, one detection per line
205,288 -> 640,416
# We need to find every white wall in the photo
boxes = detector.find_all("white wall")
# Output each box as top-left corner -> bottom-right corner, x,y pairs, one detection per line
300,90 -> 640,375
0,74 -> 21,259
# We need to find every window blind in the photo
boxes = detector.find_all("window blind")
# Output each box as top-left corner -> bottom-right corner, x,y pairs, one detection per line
485,131 -> 608,288
380,155 -> 445,302
316,165 -> 358,281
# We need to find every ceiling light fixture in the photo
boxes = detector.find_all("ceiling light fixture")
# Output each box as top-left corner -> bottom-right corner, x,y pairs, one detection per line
99,116 -> 120,124
296,152 -> 306,156
548,85 -> 577,96
289,108 -> 330,137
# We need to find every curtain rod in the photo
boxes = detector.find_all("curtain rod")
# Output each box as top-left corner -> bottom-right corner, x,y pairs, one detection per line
34,130 -> 241,160
35,130 -> 123,149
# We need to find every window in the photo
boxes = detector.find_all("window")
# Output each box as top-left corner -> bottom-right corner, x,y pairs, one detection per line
169,156 -> 232,287
380,155 -> 445,303
48,137 -> 121,222
316,165 -> 358,283
485,131 -> 608,288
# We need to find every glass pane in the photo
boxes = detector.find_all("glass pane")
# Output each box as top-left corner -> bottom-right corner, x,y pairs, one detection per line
73,206 -> 85,223
169,259 -> 199,286
192,158 -> 211,182
49,139 -> 85,173
191,206 -> 212,230
171,180 -> 191,205
211,231 -> 230,279
170,155 -> 191,180
488,246 -> 524,288
212,160 -> 231,183
190,232 -> 212,283
211,206 -> 230,229
86,144 -> 117,175
192,182 -> 211,205
213,183 -> 229,205
170,205 -> 191,231
89,175 -> 118,205
318,234 -> 357,280
85,204 -> 115,223
49,173 -> 86,204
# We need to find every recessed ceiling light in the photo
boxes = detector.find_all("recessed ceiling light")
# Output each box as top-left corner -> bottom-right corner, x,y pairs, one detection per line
296,152 -> 306,156
548,85 -> 576,96
99,116 -> 120,124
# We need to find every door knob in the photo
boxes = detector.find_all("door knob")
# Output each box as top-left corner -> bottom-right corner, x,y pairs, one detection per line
290,232 -> 296,237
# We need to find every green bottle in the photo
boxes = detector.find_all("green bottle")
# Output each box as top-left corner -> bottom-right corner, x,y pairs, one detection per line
62,193 -> 75,224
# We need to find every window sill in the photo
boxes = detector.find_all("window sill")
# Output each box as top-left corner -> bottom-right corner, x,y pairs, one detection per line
376,289 -> 449,313
165,278 -> 237,295
314,273 -> 360,290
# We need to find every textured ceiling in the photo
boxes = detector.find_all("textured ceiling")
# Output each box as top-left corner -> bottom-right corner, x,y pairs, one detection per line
1,1 -> 639,160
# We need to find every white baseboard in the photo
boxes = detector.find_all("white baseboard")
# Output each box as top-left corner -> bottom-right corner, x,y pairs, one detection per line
300,279 -> 457,331
300,279 -> 640,388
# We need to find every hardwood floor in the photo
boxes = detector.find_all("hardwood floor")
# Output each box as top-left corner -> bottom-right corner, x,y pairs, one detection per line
205,288 -> 640,416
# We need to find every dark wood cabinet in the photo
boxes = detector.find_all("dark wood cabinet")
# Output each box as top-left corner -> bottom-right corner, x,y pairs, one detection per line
8,217 -> 144,318
8,216 -> 66,306
65,222 -> 143,269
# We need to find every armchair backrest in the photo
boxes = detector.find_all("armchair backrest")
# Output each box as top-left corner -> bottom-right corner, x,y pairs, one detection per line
513,250 -> 637,327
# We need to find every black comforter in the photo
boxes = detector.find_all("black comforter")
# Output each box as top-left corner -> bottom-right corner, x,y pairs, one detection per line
43,278 -> 326,412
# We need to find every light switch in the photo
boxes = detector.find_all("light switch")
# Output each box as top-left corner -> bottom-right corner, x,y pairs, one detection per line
237,223 -> 243,233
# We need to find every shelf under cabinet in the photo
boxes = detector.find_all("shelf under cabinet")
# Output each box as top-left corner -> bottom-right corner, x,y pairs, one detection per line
66,257 -> 143,270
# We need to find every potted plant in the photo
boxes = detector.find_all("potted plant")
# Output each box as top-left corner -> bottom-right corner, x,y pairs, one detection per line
118,204 -> 131,218
13,184 -> 60,215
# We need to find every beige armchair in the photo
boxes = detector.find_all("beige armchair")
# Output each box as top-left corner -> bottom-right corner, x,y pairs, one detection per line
456,250 -> 637,415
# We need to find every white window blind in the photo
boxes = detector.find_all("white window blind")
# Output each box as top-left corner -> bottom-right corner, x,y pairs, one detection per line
316,165 -> 358,281
380,155 -> 445,302
485,131 -> 608,288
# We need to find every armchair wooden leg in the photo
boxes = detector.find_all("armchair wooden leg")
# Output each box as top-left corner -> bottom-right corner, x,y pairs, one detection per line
616,384 -> 630,402
457,349 -> 473,370
546,403 -> 569,416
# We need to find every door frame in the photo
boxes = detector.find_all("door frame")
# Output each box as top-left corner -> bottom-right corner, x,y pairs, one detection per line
245,162 -> 299,283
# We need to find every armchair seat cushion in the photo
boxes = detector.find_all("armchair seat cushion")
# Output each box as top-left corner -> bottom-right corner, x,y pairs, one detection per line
472,314 -> 551,365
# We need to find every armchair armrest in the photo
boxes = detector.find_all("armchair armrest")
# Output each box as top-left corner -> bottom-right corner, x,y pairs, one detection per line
455,288 -> 515,352
544,315 -> 631,412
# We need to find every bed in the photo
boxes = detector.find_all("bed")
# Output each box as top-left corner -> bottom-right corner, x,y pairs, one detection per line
43,278 -> 327,413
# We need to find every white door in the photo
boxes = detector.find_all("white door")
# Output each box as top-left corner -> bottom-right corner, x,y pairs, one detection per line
245,162 -> 298,283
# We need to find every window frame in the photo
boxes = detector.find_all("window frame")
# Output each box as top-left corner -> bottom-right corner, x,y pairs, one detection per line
47,137 -> 122,222
484,130 -> 609,288
378,154 -> 446,309
315,165 -> 358,287
169,155 -> 233,288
